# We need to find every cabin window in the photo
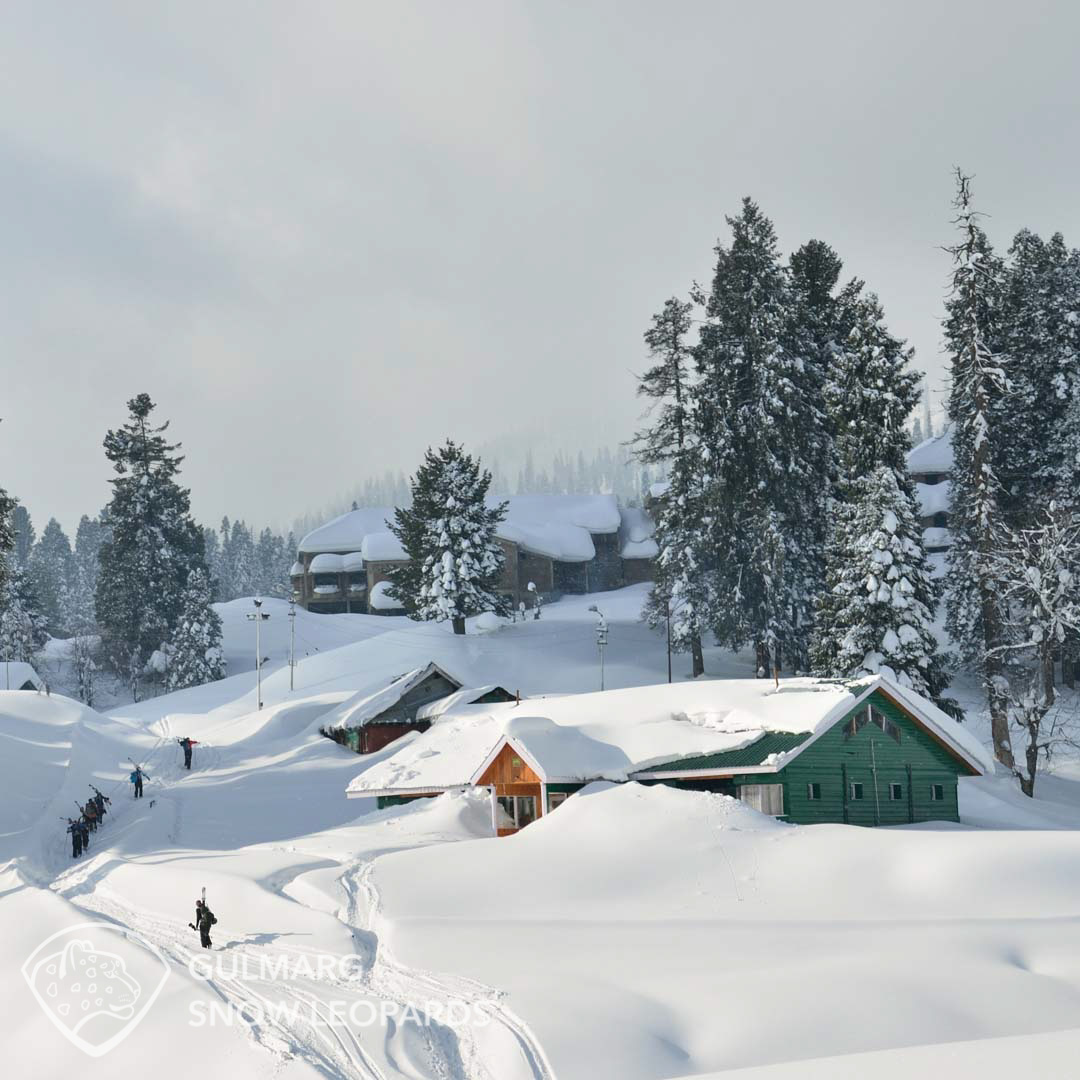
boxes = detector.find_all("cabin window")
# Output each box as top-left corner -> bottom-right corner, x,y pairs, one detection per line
739,784 -> 784,816
496,795 -> 537,829
849,782 -> 864,800
806,782 -> 821,800
547,791 -> 568,812
930,783 -> 945,802
889,783 -> 903,801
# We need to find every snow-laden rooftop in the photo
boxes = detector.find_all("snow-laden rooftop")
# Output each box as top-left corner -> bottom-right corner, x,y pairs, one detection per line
369,580 -> 403,611
348,675 -> 987,795
415,685 -> 511,722
618,505 -> 658,560
907,429 -> 953,475
323,663 -> 462,730
916,482 -> 950,517
0,662 -> 43,691
300,494 -> 640,565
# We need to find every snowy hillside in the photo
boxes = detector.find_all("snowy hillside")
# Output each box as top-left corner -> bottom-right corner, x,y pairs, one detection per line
4,588 -> 1080,1078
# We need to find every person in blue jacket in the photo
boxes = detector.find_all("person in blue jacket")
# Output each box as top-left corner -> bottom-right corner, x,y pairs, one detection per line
130,765 -> 149,798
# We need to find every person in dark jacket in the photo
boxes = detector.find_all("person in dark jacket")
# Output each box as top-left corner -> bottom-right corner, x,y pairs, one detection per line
67,819 -> 82,858
194,899 -> 216,949
91,787 -> 110,820
78,817 -> 90,851
83,800 -> 98,832
177,737 -> 197,770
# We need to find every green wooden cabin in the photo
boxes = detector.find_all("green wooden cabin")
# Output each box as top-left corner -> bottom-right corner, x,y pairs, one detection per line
632,688 -> 982,825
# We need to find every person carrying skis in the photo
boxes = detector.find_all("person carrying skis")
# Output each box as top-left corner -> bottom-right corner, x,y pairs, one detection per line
91,786 -> 110,820
192,898 -> 217,949
78,816 -> 90,851
67,818 -> 83,858
130,765 -> 148,798
83,799 -> 98,832
177,737 -> 198,770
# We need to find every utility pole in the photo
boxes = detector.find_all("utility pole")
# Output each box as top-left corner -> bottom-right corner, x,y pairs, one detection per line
288,598 -> 296,692
588,605 -> 608,692
246,598 -> 271,709
666,597 -> 672,684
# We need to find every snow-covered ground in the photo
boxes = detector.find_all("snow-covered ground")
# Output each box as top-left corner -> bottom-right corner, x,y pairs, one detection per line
4,586 -> 1080,1078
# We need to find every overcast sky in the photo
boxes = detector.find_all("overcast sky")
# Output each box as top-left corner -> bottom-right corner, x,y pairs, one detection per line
3,1 -> 1080,536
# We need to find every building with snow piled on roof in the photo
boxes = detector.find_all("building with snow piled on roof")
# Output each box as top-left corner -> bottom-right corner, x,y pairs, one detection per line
291,494 -> 656,614
346,674 -> 990,834
907,428 -> 953,558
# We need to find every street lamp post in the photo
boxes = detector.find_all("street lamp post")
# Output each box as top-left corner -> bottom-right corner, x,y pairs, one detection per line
587,605 -> 608,691
288,598 -> 296,692
246,598 -> 271,709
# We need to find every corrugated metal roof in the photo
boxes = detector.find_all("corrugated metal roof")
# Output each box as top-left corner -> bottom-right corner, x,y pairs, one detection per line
636,732 -> 812,773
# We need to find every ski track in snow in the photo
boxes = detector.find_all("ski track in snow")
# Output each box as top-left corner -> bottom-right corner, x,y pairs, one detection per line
43,735 -> 555,1080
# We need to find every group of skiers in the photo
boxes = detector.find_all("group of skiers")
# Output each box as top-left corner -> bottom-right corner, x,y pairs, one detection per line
65,786 -> 111,858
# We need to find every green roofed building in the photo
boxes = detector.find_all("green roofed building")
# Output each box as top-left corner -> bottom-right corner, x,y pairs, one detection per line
346,675 -> 990,833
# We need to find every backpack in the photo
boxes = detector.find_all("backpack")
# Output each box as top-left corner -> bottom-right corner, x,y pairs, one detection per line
130,772 -> 137,783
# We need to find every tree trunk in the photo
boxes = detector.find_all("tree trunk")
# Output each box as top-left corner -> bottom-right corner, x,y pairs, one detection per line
452,616 -> 466,636
691,634 -> 704,678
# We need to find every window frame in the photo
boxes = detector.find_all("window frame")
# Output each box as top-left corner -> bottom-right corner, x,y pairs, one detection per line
806,782 -> 822,801
849,782 -> 864,801
739,783 -> 785,816
889,782 -> 903,801
930,782 -> 945,802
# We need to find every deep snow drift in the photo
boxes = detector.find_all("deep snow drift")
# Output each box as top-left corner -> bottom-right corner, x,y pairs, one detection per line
4,587 -> 1080,1079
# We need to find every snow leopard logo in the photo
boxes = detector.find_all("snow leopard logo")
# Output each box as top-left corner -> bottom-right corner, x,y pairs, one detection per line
23,923 -> 170,1057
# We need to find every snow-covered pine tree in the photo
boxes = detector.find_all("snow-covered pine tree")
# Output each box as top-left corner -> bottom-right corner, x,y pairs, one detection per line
811,466 -> 953,706
387,442 -> 509,634
0,489 -> 14,592
694,199 -> 831,673
826,290 -> 921,494
0,559 -> 48,663
71,515 -> 104,627
988,504 -> 1080,795
28,518 -> 73,637
166,568 -> 225,690
95,394 -> 206,696
12,505 -> 34,566
631,296 -> 708,675
943,171 -> 1014,766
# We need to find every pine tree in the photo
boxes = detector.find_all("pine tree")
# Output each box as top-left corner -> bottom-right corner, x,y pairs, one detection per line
387,442 -> 509,634
13,505 -> 34,565
827,290 -> 921,494
95,394 -> 206,695
28,518 -> 73,637
694,199 -> 831,673
943,171 -> 1013,767
0,559 -> 47,662
632,295 -> 706,674
0,490 -> 15,593
166,568 -> 225,690
812,467 -> 952,706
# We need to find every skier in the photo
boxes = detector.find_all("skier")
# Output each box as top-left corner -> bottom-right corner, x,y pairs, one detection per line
191,899 -> 217,949
83,799 -> 98,832
177,737 -> 198,770
91,786 -> 110,820
130,765 -> 148,798
77,816 -> 90,852
67,818 -> 83,858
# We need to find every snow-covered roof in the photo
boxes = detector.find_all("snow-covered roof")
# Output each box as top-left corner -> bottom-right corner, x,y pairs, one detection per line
0,661 -> 43,691
369,580 -> 404,611
361,531 -> 408,563
309,553 -> 344,573
347,675 -> 989,797
289,561 -> 305,577
649,481 -> 670,500
300,495 -> 625,565
415,685 -> 512,722
493,494 -> 622,562
299,508 -> 395,555
323,663 -> 463,730
916,482 -> 950,517
342,551 -> 365,573
907,430 -> 953,475
618,506 -> 658,560
922,527 -> 952,550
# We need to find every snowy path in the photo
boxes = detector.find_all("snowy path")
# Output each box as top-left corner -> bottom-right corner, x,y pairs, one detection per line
41,735 -> 555,1080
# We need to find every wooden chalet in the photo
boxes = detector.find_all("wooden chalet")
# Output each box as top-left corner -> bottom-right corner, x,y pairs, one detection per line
346,676 -> 990,834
